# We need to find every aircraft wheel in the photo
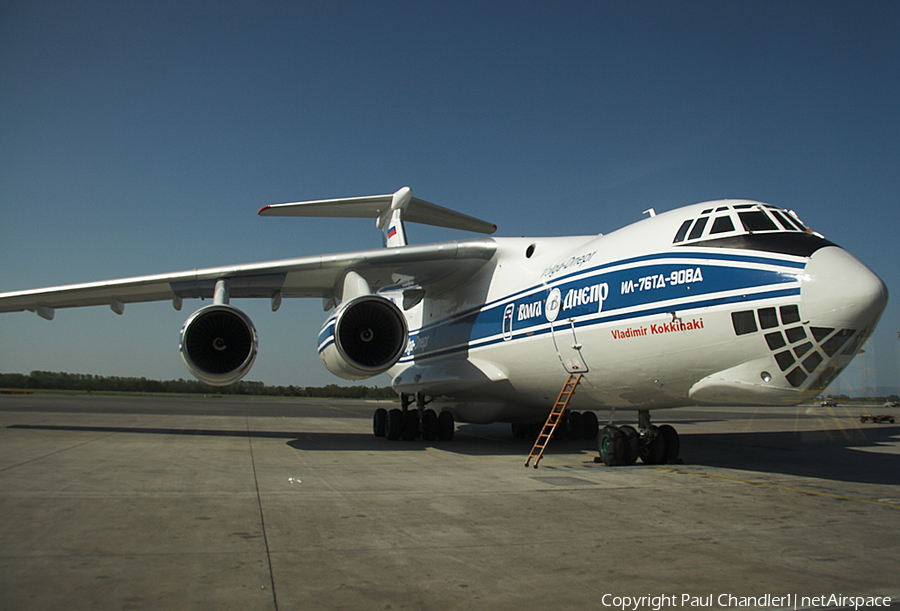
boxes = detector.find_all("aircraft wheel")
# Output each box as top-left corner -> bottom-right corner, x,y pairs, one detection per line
599,425 -> 625,466
567,411 -> 583,440
659,424 -> 680,463
639,427 -> 667,465
618,424 -> 640,466
385,408 -> 402,441
437,411 -> 455,441
401,409 -> 420,441
422,409 -> 439,441
373,408 -> 387,437
581,411 -> 599,440
511,423 -> 528,438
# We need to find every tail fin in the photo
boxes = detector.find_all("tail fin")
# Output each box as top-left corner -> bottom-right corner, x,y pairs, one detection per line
258,187 -> 497,248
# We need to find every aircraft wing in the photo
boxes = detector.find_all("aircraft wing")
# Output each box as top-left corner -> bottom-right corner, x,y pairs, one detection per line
0,238 -> 497,319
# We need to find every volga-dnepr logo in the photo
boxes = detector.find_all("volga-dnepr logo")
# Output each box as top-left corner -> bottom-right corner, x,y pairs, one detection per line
545,283 -> 609,323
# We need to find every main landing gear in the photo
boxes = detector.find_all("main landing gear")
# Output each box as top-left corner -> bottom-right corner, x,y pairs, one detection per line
598,410 -> 681,466
372,393 -> 454,442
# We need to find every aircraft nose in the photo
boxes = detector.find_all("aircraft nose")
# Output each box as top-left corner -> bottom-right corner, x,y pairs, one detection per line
800,246 -> 888,329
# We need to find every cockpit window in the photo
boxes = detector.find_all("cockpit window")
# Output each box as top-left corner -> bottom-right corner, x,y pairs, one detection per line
710,216 -> 735,234
738,210 -> 778,232
785,211 -> 807,231
673,219 -> 692,243
671,203 -> 826,256
771,210 -> 802,231
688,217 -> 708,240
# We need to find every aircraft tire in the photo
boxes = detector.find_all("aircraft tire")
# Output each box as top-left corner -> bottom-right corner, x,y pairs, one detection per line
659,424 -> 680,463
401,409 -> 419,441
639,427 -> 666,465
599,425 -> 625,466
581,411 -> 599,440
618,425 -> 640,466
422,409 -> 439,441
567,411 -> 583,439
385,409 -> 402,441
511,423 -> 528,438
437,411 -> 455,441
373,408 -> 387,437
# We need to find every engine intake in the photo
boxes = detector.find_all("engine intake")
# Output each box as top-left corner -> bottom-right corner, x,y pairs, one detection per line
180,304 -> 258,386
319,295 -> 408,380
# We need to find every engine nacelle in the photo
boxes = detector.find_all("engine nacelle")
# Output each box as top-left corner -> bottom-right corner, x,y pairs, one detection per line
180,304 -> 259,386
319,295 -> 409,380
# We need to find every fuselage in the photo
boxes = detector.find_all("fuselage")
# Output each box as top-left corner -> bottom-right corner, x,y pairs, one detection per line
389,200 -> 888,425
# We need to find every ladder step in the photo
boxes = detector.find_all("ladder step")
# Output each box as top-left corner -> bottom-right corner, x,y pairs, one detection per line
524,373 -> 583,468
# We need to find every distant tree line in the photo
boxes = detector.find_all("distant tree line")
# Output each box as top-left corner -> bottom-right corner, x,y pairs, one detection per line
4,371 -> 896,405
0,371 -> 398,400
822,393 -> 899,404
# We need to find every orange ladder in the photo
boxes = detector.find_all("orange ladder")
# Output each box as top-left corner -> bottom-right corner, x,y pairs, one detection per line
525,373 -> 583,468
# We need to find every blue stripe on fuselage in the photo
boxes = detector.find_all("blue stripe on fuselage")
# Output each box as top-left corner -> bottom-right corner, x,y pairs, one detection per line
413,250 -> 804,337
400,251 -> 803,363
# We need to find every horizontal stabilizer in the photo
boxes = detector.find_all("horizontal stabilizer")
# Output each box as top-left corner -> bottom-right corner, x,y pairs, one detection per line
259,187 -> 497,235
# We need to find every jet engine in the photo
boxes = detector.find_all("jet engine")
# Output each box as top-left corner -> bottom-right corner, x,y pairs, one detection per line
319,295 -> 409,380
180,304 -> 259,386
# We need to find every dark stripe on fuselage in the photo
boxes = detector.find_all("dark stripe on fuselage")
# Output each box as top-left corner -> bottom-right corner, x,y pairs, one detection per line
681,233 -> 835,257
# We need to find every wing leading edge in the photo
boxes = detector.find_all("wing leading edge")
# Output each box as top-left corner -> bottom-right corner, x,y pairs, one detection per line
0,239 -> 497,319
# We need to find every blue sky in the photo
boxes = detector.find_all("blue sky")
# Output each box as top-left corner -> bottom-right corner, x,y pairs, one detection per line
1,1 -> 898,392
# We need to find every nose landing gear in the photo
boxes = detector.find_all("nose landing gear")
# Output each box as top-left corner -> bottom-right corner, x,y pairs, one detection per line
598,410 -> 681,466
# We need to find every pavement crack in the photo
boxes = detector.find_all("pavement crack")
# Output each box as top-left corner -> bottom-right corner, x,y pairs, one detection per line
247,417 -> 279,611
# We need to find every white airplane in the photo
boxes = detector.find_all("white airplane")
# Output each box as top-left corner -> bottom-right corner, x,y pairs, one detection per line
0,187 -> 888,465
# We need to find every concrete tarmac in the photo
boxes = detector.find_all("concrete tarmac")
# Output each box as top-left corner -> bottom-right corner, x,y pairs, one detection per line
1,393 -> 898,610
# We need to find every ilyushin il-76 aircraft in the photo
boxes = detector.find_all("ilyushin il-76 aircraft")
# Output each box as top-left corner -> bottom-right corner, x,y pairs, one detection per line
0,187 -> 888,466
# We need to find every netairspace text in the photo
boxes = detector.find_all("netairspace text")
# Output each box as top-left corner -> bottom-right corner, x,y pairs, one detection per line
599,593 -> 892,610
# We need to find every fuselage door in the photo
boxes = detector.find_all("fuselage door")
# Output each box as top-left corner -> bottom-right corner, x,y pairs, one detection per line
550,318 -> 589,373
545,288 -> 589,373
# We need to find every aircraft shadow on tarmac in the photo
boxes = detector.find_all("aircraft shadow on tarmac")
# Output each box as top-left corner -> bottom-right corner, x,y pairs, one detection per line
8,422 -> 899,485
678,426 -> 900,486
